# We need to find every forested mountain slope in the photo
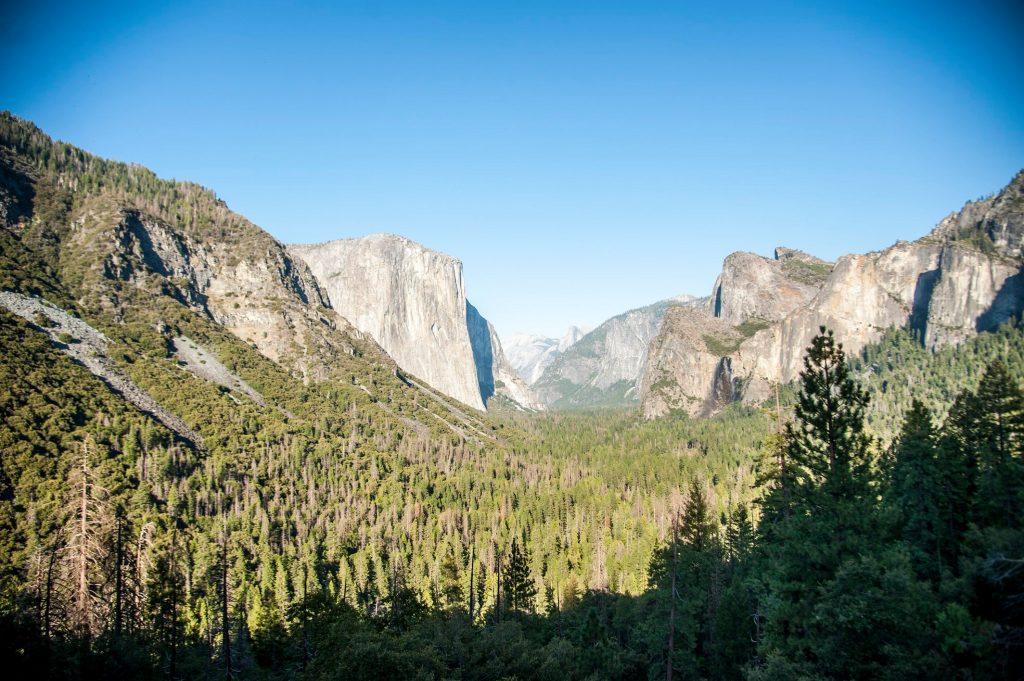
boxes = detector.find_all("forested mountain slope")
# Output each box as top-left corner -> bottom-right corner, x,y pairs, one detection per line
0,113 -> 772,676
1,112 -> 1021,679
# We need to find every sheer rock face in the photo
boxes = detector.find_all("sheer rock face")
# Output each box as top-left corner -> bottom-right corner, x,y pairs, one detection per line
639,307 -> 741,418
468,306 -> 546,411
533,296 -> 701,409
641,170 -> 1024,418
924,245 -> 1024,348
290,234 -> 539,411
503,326 -> 587,385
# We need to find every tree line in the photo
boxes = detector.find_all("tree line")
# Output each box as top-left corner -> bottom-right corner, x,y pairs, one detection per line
2,327 -> 1021,679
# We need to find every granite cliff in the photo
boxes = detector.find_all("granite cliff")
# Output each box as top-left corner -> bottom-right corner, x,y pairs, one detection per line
1,112 -> 506,449
533,295 -> 702,409
290,234 -> 541,411
641,170 -> 1024,418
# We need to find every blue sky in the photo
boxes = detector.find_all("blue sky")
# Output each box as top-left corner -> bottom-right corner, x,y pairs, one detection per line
3,0 -> 1022,338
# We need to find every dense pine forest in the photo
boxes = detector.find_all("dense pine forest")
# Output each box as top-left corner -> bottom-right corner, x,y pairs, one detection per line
1,111 -> 1023,679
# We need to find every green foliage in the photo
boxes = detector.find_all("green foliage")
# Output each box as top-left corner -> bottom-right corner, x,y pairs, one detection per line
3,113 -> 1023,679
703,332 -> 741,356
787,326 -> 873,508
736,317 -> 771,338
852,322 -> 1024,444
501,539 -> 536,614
780,257 -> 833,285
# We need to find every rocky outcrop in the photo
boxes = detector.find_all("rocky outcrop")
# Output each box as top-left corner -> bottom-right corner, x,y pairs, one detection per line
503,326 -> 587,385
641,170 -> 1024,418
534,296 -> 702,409
710,249 -> 830,324
929,171 -> 1024,258
0,291 -> 203,445
290,234 -> 539,411
640,306 -> 742,418
57,195 -> 368,384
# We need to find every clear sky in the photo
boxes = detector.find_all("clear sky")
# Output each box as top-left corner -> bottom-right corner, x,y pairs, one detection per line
2,0 -> 1022,338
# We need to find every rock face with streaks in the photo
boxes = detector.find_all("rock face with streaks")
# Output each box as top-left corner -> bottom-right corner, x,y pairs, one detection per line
641,170 -> 1024,418
290,234 -> 540,411
533,295 -> 703,409
639,306 -> 744,418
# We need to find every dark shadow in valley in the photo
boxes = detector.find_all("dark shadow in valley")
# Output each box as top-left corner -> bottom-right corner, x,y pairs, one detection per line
466,300 -> 495,405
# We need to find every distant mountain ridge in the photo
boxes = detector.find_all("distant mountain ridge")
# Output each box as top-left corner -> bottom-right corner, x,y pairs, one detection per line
503,326 -> 588,385
530,294 -> 704,409
5,110 -> 1019,421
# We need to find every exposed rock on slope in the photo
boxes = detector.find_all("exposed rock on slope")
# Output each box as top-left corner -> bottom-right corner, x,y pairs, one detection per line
172,335 -> 267,407
64,198 -> 363,382
0,291 -> 203,445
503,326 -> 587,385
0,114 -> 378,386
641,170 -> 1024,418
290,234 -> 539,411
534,295 -> 702,409
1,112 -> 502,451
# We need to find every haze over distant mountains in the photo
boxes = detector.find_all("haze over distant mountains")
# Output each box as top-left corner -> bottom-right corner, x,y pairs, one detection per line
503,326 -> 588,385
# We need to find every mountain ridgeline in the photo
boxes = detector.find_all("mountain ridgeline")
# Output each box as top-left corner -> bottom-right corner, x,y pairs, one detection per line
1,112 -> 1023,679
522,296 -> 705,409
640,173 -> 1024,417
505,173 -> 1024,416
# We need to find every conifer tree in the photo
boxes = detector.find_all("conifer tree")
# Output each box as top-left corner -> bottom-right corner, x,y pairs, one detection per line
501,539 -> 536,614
724,506 -> 754,566
968,360 -> 1024,528
753,328 -> 885,679
786,327 -> 873,512
887,400 -> 959,579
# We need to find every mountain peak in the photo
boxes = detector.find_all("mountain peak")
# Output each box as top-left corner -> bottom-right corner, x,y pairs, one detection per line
927,168 -> 1024,258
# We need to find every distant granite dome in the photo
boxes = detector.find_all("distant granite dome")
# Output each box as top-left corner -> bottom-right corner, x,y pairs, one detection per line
503,326 -> 588,386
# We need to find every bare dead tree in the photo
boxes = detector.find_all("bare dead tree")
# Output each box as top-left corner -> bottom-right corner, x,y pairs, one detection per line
64,436 -> 111,640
